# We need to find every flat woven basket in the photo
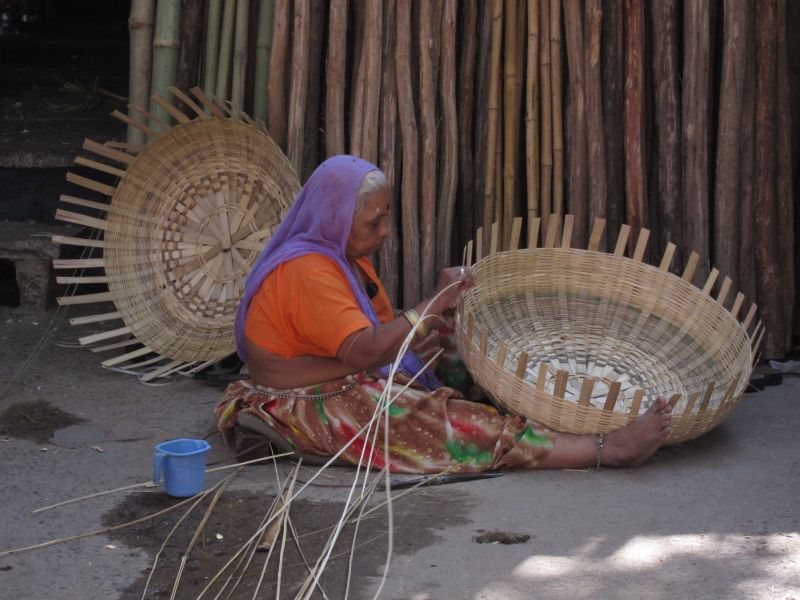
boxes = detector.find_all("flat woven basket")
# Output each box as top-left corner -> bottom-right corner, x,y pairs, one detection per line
53,87 -> 299,381
456,215 -> 761,444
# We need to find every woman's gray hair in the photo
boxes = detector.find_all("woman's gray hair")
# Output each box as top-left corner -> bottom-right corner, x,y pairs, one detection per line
355,169 -> 389,214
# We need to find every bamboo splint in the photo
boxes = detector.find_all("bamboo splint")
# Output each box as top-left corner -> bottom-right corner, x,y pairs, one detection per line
456,214 -> 757,444
53,87 -> 301,377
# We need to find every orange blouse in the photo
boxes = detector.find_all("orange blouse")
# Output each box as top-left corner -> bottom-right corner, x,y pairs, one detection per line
244,254 -> 394,359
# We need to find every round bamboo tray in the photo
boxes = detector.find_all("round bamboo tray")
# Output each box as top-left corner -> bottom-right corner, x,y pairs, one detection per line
456,215 -> 760,444
53,87 -> 299,381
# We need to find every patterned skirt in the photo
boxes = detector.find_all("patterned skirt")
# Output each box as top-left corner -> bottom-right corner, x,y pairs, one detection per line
215,372 -> 556,475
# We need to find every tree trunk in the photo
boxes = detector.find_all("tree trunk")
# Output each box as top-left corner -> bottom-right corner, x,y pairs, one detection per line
682,0 -> 712,281
267,0 -> 290,149
584,0 -> 605,250
396,0 -> 421,306
325,0 -> 347,157
128,0 -> 155,145
563,0 -> 588,248
651,0 -> 682,260
623,0 -> 646,249
601,0 -> 624,244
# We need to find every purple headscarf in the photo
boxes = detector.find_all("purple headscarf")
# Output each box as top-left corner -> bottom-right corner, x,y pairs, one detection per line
234,155 -> 440,390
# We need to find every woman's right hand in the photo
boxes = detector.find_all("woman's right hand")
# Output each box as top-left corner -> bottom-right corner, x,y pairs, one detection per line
427,266 -> 474,314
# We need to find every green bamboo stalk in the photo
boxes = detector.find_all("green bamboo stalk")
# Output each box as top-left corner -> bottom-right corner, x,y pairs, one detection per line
149,0 -> 181,134
203,0 -> 223,93
253,0 -> 275,121
128,0 -> 155,145
231,0 -> 249,108
216,0 -> 237,100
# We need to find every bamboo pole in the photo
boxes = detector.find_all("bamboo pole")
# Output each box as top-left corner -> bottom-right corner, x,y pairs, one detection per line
651,0 -> 682,262
287,0 -> 309,173
396,0 -> 421,306
378,0 -> 399,305
738,0 -> 757,303
473,0 -> 493,238
623,0 -> 646,251
776,0 -> 794,350
176,0 -> 204,99
325,0 -> 347,156
203,0 -> 222,95
349,7 -> 366,157
682,0 -> 712,280
230,0 -> 249,108
436,0 -> 458,271
149,0 -> 181,133
301,0 -> 325,180
483,0 -> 504,249
267,0 -> 290,149
128,0 -> 155,145
501,0 -> 518,248
419,0 -> 440,296
584,0 -> 605,250
458,0 -> 478,254
549,0 -> 563,221
601,0 -> 624,244
539,0 -> 552,239
714,0 -> 749,284
563,0 -> 588,248
754,0 -> 781,356
361,1 -> 383,164
215,0 -> 236,99
525,0 -> 540,237
252,0 -> 275,122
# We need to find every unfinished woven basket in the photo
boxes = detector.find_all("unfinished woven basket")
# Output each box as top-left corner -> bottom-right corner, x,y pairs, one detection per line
53,87 -> 299,381
456,215 -> 761,444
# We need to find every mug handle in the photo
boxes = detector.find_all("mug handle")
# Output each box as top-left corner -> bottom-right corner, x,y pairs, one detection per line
153,452 -> 166,485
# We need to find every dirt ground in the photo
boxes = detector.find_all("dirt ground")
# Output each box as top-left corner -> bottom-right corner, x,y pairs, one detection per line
0,305 -> 798,599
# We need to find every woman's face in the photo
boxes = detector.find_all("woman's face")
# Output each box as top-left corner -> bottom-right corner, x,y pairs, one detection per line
346,188 -> 391,261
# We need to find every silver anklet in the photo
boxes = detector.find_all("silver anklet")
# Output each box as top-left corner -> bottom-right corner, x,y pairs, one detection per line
591,433 -> 605,472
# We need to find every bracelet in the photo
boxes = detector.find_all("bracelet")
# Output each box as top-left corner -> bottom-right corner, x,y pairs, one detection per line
591,433 -> 605,472
402,309 -> 430,340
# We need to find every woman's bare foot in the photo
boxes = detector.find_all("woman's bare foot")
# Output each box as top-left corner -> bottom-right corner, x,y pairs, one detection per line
600,396 -> 672,467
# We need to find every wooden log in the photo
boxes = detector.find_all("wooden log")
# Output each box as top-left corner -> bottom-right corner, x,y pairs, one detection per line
286,0 -> 309,173
623,0 -> 646,252
754,0 -> 782,356
252,0 -> 275,122
737,0 -> 757,303
457,0 -> 478,254
584,0 -> 606,251
550,0 -> 563,221
396,0 -> 421,306
203,0 -> 222,94
651,0 -> 682,262
436,0 -> 458,271
325,0 -> 347,156
176,0 -> 204,101
419,0 -> 441,296
473,0 -> 492,236
538,0 -> 552,238
563,0 -> 588,248
525,0 -> 540,235
378,0 -> 400,305
127,0 -> 155,145
349,6 -> 366,157
776,0 -> 795,350
300,0 -> 325,180
149,0 -> 181,132
215,0 -> 236,99
230,0 -> 249,107
601,0 -> 624,244
360,1 -> 383,164
483,0 -> 504,248
501,0 -> 518,248
682,0 -> 712,281
267,0 -> 290,149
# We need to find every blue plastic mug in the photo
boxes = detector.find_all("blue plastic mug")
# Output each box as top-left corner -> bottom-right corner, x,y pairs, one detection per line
153,439 -> 211,497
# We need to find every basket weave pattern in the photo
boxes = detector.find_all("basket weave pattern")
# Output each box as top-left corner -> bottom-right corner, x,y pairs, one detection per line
456,217 -> 757,444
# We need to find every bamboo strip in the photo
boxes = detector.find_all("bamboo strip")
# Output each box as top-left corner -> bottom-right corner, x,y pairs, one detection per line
668,393 -> 682,409
102,346 -> 154,368
509,217 -> 522,251
602,0 -> 625,244
140,359 -> 186,382
702,268 -> 720,295
51,235 -> 105,249
629,389 -> 644,416
632,229 -> 650,262
527,217 -> 540,249
82,139 -> 135,165
465,240 -> 474,267
53,259 -> 105,269
659,242 -> 677,271
55,209 -> 108,231
57,292 -> 114,306
603,381 -> 622,411
168,86 -> 207,118
535,362 -> 547,389
561,214 -> 574,249
73,157 -> 126,179
89,339 -> 140,353
69,312 -> 122,326
127,104 -> 169,130
699,381 -> 715,412
65,172 -> 116,197
476,227 -> 484,261
56,275 -> 108,285
587,218 -> 606,252
79,327 -> 133,346
544,216 -> 559,248
730,293 -> 745,319
553,370 -> 568,398
490,223 -> 499,256
59,194 -> 110,213
479,325 -> 489,355
578,378 -> 595,407
495,340 -> 508,367
189,86 -> 225,117
743,303 -> 757,331
716,276 -> 732,305
151,95 -> 191,124
112,110 -> 160,139
613,224 -> 631,257
512,352 -> 529,379
682,251 -> 700,282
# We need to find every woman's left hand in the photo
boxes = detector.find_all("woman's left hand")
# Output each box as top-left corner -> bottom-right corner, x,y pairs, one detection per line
431,266 -> 474,313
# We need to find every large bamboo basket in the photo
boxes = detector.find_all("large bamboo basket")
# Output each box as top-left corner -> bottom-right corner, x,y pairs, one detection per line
53,87 -> 300,381
456,215 -> 761,444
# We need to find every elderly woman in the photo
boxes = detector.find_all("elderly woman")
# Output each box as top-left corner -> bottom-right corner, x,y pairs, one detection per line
216,156 -> 671,474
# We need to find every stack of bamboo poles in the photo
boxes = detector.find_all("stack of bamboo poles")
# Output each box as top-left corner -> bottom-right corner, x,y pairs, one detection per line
125,0 -> 796,358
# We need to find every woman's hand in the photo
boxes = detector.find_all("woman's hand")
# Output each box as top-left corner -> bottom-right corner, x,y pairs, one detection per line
428,266 -> 474,314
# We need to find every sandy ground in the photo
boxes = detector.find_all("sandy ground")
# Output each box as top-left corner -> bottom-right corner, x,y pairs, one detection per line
0,305 -> 798,600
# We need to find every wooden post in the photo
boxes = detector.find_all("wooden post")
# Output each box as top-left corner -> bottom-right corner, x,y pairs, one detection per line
128,0 -> 155,145
501,0 -> 518,248
602,0 -> 624,244
176,0 -> 204,106
203,0 -> 222,96
458,0 -> 479,255
584,0 -> 606,250
682,0 -> 712,281
396,0 -> 421,305
360,0 -> 383,164
231,0 -> 249,108
651,0 -> 682,262
215,0 -> 236,99
623,0 -> 646,252
539,0 -> 552,237
483,0 -> 503,249
525,0 -> 540,238
300,0 -> 325,181
252,0 -> 275,122
286,0 -> 309,173
550,0 -> 564,220
473,1 -> 492,240
267,0 -> 290,149
325,0 -> 347,156
149,0 -> 181,131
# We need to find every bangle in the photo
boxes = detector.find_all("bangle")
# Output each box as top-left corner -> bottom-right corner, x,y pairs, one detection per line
402,309 -> 430,340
